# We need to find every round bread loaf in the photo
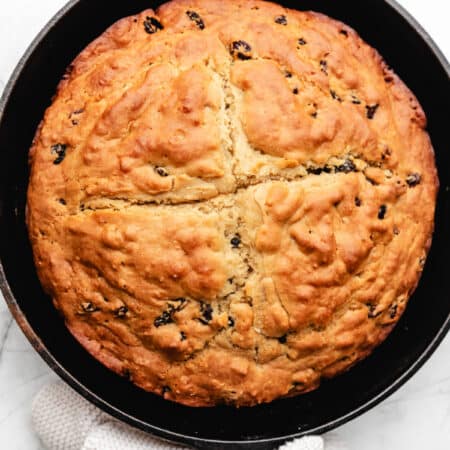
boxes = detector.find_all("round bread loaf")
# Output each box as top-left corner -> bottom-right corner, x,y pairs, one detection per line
27,0 -> 438,406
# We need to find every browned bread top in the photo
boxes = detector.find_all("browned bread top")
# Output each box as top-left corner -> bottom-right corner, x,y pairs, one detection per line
27,0 -> 438,406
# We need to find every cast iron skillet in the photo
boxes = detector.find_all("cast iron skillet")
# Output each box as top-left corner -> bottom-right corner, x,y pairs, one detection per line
0,0 -> 449,448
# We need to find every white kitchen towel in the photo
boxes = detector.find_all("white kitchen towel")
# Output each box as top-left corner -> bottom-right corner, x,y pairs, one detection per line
32,382 -> 347,450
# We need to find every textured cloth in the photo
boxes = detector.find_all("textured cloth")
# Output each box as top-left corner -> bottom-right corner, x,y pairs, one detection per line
279,437 -> 324,450
32,382 -> 346,450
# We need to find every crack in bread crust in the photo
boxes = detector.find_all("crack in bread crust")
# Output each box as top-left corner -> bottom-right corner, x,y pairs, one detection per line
27,0 -> 438,407
75,155 -> 406,211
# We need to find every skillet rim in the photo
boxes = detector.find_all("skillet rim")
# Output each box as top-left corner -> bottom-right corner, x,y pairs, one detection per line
0,0 -> 449,447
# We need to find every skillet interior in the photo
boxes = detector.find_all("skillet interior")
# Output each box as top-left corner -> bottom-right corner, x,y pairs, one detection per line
0,1 -> 449,448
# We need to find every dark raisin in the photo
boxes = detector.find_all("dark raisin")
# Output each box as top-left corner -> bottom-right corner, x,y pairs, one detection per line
199,301 -> 213,325
355,197 -> 362,207
231,235 -> 241,248
351,95 -> 361,105
115,306 -> 128,318
311,111 -> 318,118
340,29 -> 349,37
144,16 -> 164,34
228,316 -> 235,327
278,335 -> 287,344
154,308 -> 174,327
155,166 -> 169,177
201,303 -> 213,321
381,147 -> 392,160
367,304 -> 381,318
81,302 -> 98,313
406,173 -> 421,187
292,88 -> 299,95
59,198 -> 67,205
285,71 -> 293,78
71,108 -> 84,115
230,40 -> 252,60
298,38 -> 307,46
330,90 -> 342,102
180,331 -> 187,341
378,205 -> 387,220
335,159 -> 356,173
389,304 -> 398,319
275,15 -> 287,25
366,104 -> 379,119
186,10 -> 205,29
307,167 -> 323,175
71,120 -> 79,126
384,76 -> 394,83
51,143 -> 67,165
393,226 -> 400,235
320,60 -> 328,75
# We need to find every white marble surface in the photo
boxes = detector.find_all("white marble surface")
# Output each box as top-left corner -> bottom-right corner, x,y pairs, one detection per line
0,1 -> 449,449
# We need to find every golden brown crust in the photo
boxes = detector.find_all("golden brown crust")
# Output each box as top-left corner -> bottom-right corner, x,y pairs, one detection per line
27,0 -> 438,406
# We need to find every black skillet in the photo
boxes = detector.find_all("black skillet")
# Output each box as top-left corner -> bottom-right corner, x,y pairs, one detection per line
0,1 -> 449,449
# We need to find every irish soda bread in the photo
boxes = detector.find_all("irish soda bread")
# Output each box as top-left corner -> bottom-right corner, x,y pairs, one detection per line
27,0 -> 438,406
